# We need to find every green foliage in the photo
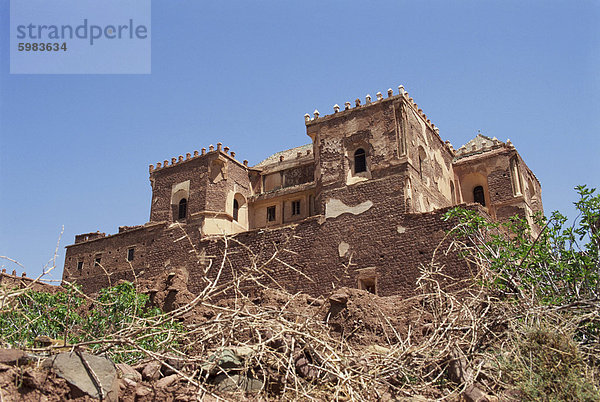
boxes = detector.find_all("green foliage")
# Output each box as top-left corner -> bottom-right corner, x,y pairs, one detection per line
444,185 -> 600,305
0,282 -> 184,363
0,285 -> 83,347
445,185 -> 600,398
77,282 -> 185,362
81,282 -> 153,337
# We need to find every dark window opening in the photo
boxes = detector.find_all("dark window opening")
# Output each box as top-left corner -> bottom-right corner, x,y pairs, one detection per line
127,248 -> 135,262
473,186 -> 486,206
178,198 -> 187,220
358,278 -> 376,294
419,156 -> 423,179
233,199 -> 239,221
94,257 -> 101,267
267,206 -> 276,222
77,261 -> 83,270
354,148 -> 367,173
292,200 -> 301,216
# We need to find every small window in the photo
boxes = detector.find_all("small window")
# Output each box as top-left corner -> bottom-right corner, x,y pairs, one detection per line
267,206 -> 276,222
473,186 -> 486,206
77,261 -> 83,270
233,199 -> 239,221
291,200 -> 301,216
354,148 -> 367,174
94,257 -> 101,267
127,248 -> 135,262
418,146 -> 427,180
358,277 -> 376,294
178,198 -> 187,220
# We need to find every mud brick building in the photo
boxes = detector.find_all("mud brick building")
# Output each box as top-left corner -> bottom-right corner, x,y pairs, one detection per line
63,85 -> 543,296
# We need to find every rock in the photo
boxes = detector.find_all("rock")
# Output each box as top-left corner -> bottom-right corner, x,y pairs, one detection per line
162,354 -> 184,376
43,352 -> 118,401
156,373 -> 178,388
117,362 -> 142,382
22,368 -> 48,389
0,349 -> 27,366
366,345 -> 391,355
214,349 -> 243,369
142,360 -> 162,381
329,292 -> 349,305
463,383 -> 491,402
201,349 -> 244,375
136,385 -> 152,397
230,346 -> 255,359
123,377 -> 137,387
214,374 -> 263,393
295,356 -> 318,379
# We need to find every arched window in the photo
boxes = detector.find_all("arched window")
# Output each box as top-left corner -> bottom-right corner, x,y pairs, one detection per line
233,199 -> 239,221
178,198 -> 187,220
354,148 -> 367,173
418,146 -> 426,180
473,186 -> 485,206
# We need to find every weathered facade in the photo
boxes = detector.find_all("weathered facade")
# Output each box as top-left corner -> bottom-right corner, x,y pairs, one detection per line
63,86 -> 543,296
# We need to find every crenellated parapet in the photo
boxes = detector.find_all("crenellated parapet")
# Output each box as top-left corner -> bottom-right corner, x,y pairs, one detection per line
454,133 -> 507,161
304,84 -> 454,155
0,269 -> 57,291
148,142 -> 246,173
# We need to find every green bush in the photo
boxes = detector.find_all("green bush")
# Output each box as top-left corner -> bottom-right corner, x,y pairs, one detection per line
0,285 -> 83,347
444,185 -> 600,305
444,185 -> 600,398
0,282 -> 184,362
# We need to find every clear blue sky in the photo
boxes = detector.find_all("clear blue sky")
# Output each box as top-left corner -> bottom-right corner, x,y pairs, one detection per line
1,1 -> 599,281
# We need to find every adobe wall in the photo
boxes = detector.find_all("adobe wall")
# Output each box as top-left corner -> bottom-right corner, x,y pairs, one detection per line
306,95 -> 455,216
0,271 -> 59,292
64,174 -> 481,298
307,98 -> 402,194
453,148 -> 543,227
399,101 -> 456,212
150,156 -> 210,223
149,150 -> 252,224
63,223 -> 167,290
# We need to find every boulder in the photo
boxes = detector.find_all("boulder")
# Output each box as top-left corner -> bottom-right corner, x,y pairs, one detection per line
142,360 -> 162,381
156,373 -> 179,388
214,374 -> 263,393
201,349 -> 244,375
117,362 -> 142,382
43,352 -> 118,401
0,349 -> 27,366
329,292 -> 349,305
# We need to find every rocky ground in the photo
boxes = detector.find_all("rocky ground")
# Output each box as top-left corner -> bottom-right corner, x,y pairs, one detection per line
1,262 -> 597,401
0,282 -> 492,401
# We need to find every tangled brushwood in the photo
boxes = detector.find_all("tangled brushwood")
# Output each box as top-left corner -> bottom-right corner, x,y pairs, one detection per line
0,186 -> 599,401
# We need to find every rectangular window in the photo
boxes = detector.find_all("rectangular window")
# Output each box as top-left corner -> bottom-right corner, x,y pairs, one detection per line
358,277 -> 377,294
267,206 -> 276,222
94,257 -> 101,267
77,261 -> 83,270
127,248 -> 135,262
510,157 -> 523,196
291,200 -> 301,216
